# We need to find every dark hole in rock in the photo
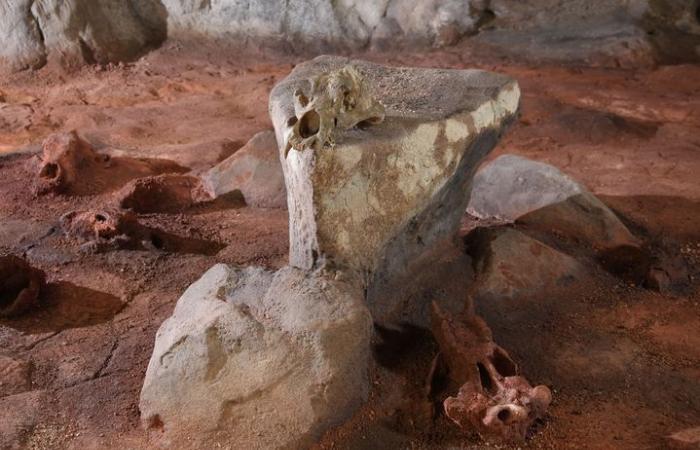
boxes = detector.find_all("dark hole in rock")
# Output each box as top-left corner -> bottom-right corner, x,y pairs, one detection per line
150,233 -> 165,250
287,116 -> 298,127
0,272 -> 30,307
299,110 -> 320,138
94,214 -> 107,223
39,162 -> 59,179
497,408 -> 511,423
477,362 -> 493,391
491,347 -> 517,377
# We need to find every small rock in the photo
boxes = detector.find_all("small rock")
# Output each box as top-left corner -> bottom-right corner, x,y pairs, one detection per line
202,130 -> 286,208
466,227 -> 586,301
468,154 -> 649,280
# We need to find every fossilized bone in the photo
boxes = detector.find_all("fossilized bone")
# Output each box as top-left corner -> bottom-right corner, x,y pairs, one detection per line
430,301 -> 551,443
284,65 -> 385,157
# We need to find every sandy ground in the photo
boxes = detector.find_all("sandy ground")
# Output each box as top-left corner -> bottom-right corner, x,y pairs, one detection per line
0,42 -> 699,449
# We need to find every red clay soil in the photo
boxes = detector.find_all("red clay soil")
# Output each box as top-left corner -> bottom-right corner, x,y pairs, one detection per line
0,42 -> 698,449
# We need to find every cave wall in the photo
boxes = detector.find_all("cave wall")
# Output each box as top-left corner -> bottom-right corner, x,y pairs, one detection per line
1,0 -> 699,71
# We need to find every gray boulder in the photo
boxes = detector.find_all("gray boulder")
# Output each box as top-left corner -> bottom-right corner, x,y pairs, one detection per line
202,130 -> 286,208
468,154 -> 649,279
140,264 -> 372,449
1,0 -> 167,71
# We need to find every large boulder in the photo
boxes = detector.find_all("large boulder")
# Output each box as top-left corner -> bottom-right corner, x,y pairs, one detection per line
202,130 -> 287,208
0,0 -> 167,72
269,55 -> 520,322
140,264 -> 372,449
468,154 -> 649,280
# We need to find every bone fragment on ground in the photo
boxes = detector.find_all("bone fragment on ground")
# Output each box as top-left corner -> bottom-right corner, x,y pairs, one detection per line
431,302 -> 551,443
32,130 -> 188,196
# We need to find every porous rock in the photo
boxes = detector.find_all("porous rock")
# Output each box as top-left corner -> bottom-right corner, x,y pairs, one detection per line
202,130 -> 286,208
468,154 -> 648,279
139,264 -> 372,449
270,55 -> 520,323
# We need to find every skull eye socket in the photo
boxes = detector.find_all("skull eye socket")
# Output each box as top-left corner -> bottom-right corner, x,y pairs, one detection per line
298,110 -> 320,138
39,163 -> 59,179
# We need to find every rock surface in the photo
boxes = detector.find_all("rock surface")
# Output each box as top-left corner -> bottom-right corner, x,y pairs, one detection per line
468,154 -> 645,271
271,56 -> 518,271
202,130 -> 286,208
140,264 -> 372,449
3,1 -> 700,72
0,0 -> 167,72
466,227 -> 586,302
270,56 -> 519,323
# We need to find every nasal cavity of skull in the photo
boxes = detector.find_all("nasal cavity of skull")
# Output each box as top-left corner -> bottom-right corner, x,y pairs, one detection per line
299,110 -> 320,138
491,348 -> 517,377
497,408 -> 511,423
39,163 -> 59,179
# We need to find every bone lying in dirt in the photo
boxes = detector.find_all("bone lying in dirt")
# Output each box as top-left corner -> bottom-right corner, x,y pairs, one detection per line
430,301 -> 551,443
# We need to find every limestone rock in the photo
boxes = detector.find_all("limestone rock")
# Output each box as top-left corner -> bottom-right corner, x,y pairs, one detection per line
0,0 -> 46,71
468,154 -> 648,279
270,57 -> 517,271
270,56 -> 519,322
202,130 -> 286,208
467,227 -> 586,302
1,0 -> 167,72
140,264 -> 372,449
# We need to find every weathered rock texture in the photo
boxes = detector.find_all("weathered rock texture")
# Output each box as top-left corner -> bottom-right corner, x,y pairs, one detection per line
271,56 -> 519,322
466,227 -> 587,302
203,130 -> 286,208
0,0 -> 167,72
142,57 -> 536,448
140,264 -> 372,449
468,154 -> 649,280
2,0 -> 700,71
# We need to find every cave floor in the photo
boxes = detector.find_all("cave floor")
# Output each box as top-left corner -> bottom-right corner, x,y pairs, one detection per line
1,43 -> 699,449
